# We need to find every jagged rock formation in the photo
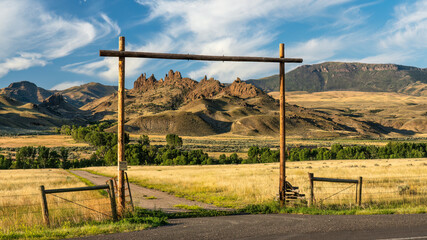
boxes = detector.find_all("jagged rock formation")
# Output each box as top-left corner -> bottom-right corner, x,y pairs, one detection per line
83,69 -> 394,137
132,70 -> 269,103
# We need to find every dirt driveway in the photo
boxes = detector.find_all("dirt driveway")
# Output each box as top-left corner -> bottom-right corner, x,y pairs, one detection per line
70,170 -> 230,213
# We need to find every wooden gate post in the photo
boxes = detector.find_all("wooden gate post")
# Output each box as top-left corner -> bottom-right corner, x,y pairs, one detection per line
308,173 -> 314,207
39,185 -> 50,226
358,176 -> 363,206
117,36 -> 126,215
108,180 -> 118,221
279,43 -> 286,207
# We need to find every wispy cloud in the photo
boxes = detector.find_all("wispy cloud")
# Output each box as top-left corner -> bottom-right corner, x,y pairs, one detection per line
350,0 -> 427,66
0,0 -> 120,78
50,81 -> 85,90
380,0 -> 427,50
70,0 -> 354,82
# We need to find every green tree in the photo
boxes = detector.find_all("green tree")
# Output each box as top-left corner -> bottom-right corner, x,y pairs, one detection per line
166,134 -> 183,147
48,150 -> 60,168
59,147 -> 70,169
38,146 -> 50,168
0,155 -> 12,169
138,135 -> 150,146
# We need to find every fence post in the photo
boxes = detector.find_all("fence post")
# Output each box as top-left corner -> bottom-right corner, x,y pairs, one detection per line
308,173 -> 314,207
279,43 -> 286,208
117,36 -> 126,215
358,177 -> 363,206
39,185 -> 50,226
108,180 -> 118,221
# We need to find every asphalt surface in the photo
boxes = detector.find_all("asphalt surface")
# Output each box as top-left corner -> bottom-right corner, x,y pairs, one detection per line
72,213 -> 427,240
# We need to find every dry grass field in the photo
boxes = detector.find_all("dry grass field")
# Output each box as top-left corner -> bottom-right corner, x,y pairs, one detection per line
0,135 -> 88,148
86,158 -> 427,211
0,169 -> 110,232
271,91 -> 427,138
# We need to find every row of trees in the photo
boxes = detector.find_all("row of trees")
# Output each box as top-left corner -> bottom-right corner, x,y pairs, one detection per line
2,122 -> 425,169
0,146 -> 70,169
288,142 -> 427,161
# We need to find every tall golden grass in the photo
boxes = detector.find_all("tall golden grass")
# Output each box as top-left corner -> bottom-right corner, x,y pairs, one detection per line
86,158 -> 427,209
0,169 -> 109,232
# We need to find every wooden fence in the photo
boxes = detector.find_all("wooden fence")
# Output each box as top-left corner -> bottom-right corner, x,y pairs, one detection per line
308,173 -> 363,207
39,180 -> 117,226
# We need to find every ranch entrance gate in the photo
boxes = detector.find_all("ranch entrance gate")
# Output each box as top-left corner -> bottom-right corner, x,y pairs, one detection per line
100,36 -> 303,214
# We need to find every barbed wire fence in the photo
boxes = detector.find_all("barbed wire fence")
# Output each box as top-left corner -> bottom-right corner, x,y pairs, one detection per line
1,175 -> 426,231
292,175 -> 427,207
0,190 -> 113,231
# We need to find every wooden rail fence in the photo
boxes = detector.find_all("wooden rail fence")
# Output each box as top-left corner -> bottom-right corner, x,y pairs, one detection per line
308,173 -> 363,207
39,180 -> 117,226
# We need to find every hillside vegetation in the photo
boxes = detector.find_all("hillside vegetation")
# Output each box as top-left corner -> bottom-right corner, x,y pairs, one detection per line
83,70 -> 389,138
247,62 -> 427,95
2,64 -> 427,138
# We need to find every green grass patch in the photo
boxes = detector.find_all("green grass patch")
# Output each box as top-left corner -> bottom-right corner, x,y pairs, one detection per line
240,201 -> 427,215
145,196 -> 157,200
83,169 -> 240,208
1,208 -> 168,240
0,220 -> 148,240
67,170 -> 108,197
173,204 -> 203,210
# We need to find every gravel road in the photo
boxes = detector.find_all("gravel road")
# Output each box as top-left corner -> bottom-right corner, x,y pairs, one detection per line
70,170 -> 230,213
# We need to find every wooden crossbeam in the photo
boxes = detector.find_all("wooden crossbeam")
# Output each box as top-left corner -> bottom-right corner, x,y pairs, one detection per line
99,50 -> 303,63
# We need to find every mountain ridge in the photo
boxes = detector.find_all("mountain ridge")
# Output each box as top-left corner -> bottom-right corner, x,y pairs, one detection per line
246,62 -> 427,95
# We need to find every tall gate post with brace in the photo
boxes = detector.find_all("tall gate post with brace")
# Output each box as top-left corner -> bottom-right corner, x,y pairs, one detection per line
100,37 -> 302,210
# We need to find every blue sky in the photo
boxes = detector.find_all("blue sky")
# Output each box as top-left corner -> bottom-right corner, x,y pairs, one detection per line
1,0 -> 427,90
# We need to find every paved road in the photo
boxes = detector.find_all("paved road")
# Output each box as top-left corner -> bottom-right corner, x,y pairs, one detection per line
70,170 -> 230,213
73,213 -> 427,240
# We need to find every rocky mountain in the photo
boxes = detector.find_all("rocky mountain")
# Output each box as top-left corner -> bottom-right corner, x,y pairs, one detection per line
83,69 -> 392,138
0,81 -> 53,104
0,93 -> 90,134
0,81 -> 107,133
60,82 -> 117,107
1,66 -> 424,137
0,81 -> 117,108
246,62 -> 427,95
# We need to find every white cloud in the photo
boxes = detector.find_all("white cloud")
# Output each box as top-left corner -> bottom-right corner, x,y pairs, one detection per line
380,0 -> 427,50
0,53 -> 47,78
0,0 -> 120,78
70,0 -> 353,82
288,37 -> 346,63
62,35 -> 175,82
50,81 -> 85,90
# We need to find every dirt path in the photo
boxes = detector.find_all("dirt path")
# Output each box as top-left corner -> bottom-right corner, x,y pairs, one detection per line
70,170 -> 230,213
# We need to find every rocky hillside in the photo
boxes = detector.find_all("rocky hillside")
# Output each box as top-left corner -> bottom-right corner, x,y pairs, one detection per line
0,81 -> 53,104
246,62 -> 427,95
0,81 -> 107,133
60,82 -> 117,107
0,93 -> 90,134
83,69 -> 391,138
0,81 -> 117,107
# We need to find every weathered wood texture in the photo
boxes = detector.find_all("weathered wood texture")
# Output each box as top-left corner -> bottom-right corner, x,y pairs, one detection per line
279,43 -> 286,207
108,180 -> 118,221
308,173 -> 363,206
40,183 -> 118,225
117,36 -> 126,215
40,185 -> 50,226
100,50 -> 303,63
44,185 -> 109,194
